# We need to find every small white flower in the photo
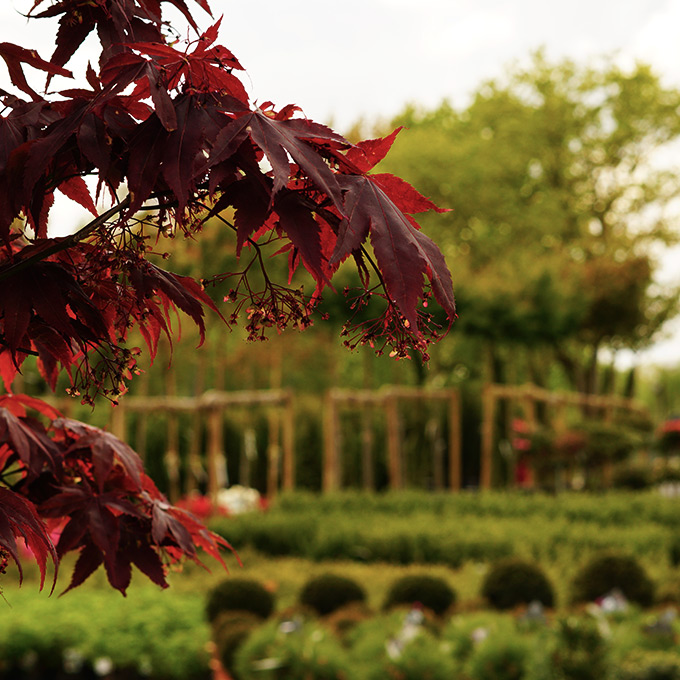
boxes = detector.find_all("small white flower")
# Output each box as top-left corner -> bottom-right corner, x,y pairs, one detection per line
94,656 -> 114,676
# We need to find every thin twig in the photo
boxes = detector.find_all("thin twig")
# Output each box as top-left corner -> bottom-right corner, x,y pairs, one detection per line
0,195 -> 132,283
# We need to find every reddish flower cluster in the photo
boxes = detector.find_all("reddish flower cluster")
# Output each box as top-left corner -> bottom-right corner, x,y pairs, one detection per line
510,418 -> 532,452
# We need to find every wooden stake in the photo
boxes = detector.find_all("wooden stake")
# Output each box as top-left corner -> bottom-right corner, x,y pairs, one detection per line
361,407 -> 375,491
207,408 -> 224,504
109,403 -> 126,441
266,409 -> 280,498
323,391 -> 340,492
480,384 -> 495,489
448,390 -> 462,491
385,393 -> 402,490
166,413 -> 180,502
282,392 -> 295,491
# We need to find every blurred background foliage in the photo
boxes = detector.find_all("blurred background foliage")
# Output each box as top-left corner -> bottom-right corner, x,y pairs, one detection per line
12,52 -> 680,495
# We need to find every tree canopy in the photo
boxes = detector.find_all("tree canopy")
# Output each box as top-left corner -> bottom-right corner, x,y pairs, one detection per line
380,52 -> 680,390
0,0 -> 454,594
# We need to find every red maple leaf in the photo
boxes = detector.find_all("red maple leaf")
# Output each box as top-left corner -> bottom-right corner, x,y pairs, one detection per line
332,175 -> 455,332
0,487 -> 57,591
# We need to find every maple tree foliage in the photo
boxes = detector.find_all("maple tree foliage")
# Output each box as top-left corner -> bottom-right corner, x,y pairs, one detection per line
0,0 -> 455,593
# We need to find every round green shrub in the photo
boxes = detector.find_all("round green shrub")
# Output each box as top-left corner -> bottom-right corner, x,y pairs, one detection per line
299,573 -> 366,616
579,420 -> 639,465
380,632 -> 458,680
213,610 -> 264,643
620,650 -> 680,680
549,617 -> 608,680
466,637 -> 530,680
383,573 -> 456,617
234,619 -> 351,680
213,611 -> 263,675
206,578 -> 275,623
481,559 -> 554,610
571,552 -> 655,607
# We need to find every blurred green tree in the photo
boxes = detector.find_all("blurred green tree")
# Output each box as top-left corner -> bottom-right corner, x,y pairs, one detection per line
380,52 -> 680,395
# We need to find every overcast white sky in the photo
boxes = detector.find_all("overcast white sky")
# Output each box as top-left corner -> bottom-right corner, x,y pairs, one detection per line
2,0 -> 680,366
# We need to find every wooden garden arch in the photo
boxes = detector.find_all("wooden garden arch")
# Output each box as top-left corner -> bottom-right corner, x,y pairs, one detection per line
322,386 -> 462,492
108,389 -> 295,502
480,382 -> 649,489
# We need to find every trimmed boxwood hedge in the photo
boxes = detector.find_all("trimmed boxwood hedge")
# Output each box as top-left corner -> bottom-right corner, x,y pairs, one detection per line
383,573 -> 456,617
481,559 -> 555,610
299,573 -> 366,616
571,552 -> 655,607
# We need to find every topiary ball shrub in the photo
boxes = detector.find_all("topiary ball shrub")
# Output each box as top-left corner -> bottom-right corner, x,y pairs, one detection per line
383,573 -> 456,617
213,611 -> 263,675
571,552 -> 655,607
481,558 -> 555,610
299,573 -> 366,617
206,578 -> 275,623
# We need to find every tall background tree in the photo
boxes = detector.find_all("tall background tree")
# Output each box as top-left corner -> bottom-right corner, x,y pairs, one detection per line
0,0 -> 455,593
379,52 -> 680,395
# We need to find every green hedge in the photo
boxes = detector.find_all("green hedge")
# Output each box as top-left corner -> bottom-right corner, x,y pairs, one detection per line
0,586 -> 211,680
209,490 -> 678,566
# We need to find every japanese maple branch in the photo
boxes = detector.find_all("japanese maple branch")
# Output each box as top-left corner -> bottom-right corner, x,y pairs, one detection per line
0,195 -> 132,283
195,203 -> 276,285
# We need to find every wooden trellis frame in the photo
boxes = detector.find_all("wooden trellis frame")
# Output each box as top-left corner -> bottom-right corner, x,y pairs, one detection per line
108,389 -> 295,502
480,382 -> 649,489
323,386 -> 462,492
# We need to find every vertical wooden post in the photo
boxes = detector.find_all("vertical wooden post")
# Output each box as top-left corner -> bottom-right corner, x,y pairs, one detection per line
266,344 -> 283,498
131,373 -> 149,462
360,351 -> 375,492
480,384 -> 495,489
553,397 -> 567,434
240,427 -> 255,489
431,416 -> 444,491
361,407 -> 375,491
282,392 -> 295,491
110,403 -> 126,441
385,392 -> 403,490
207,408 -> 224,504
522,388 -> 537,430
266,410 -> 280,499
448,390 -> 462,491
323,390 -> 339,492
187,354 -> 206,494
164,367 -> 180,502
166,412 -> 181,502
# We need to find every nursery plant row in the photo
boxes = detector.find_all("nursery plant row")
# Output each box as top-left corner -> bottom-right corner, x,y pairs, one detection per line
208,490 -> 680,566
230,607 -> 680,680
4,584 -> 679,680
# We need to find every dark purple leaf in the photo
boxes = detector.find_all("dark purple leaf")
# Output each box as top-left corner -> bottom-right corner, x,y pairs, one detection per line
333,175 -> 455,331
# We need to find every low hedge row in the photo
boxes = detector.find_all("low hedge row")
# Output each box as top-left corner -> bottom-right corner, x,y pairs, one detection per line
269,490 -> 680,528
211,512 -> 515,566
208,490 -> 678,565
0,587 -> 211,680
